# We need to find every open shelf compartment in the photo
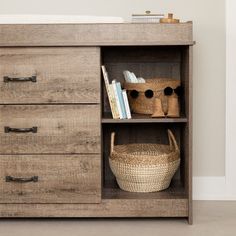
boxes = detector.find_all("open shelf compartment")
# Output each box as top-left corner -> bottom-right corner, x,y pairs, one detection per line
100,45 -> 192,221
102,123 -> 189,199
101,45 -> 189,120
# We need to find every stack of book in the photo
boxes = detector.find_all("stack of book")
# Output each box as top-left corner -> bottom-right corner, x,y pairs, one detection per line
132,11 -> 164,23
123,70 -> 145,83
102,65 -> 131,119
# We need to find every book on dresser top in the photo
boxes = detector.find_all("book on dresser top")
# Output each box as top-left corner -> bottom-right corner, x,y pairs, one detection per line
132,11 -> 164,23
101,65 -> 119,119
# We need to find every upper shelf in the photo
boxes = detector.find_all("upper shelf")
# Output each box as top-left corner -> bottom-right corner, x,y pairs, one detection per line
0,22 -> 194,47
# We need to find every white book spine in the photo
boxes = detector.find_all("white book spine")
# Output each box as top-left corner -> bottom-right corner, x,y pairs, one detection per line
112,80 -> 123,119
131,72 -> 139,83
123,70 -> 131,83
122,90 -> 132,119
101,66 -> 109,88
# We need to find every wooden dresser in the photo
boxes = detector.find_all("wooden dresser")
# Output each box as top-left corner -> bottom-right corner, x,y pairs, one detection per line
0,23 -> 193,223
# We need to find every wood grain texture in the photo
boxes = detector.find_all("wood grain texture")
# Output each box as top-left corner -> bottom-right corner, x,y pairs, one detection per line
178,46 -> 193,224
0,24 -> 193,220
0,155 -> 101,203
186,46 -> 193,224
0,198 -> 188,217
0,47 -> 100,104
0,23 -> 193,46
0,105 -> 100,154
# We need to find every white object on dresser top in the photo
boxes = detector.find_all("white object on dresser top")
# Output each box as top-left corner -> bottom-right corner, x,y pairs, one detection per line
0,15 -> 124,24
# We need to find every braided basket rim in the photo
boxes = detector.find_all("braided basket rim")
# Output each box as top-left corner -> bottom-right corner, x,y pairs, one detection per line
110,144 -> 180,165
109,156 -> 180,167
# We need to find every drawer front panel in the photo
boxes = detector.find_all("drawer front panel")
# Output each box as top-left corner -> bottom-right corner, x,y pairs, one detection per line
0,105 -> 100,154
0,47 -> 100,104
0,155 -> 101,203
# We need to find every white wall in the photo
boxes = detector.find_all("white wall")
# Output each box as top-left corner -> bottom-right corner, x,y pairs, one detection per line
194,0 -> 236,199
0,0 -> 226,177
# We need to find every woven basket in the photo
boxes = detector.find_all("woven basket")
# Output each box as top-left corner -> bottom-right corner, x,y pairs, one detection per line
123,78 -> 180,115
109,130 -> 180,192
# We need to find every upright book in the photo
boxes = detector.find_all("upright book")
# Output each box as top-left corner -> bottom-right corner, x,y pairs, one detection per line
122,89 -> 132,119
101,66 -> 119,119
112,80 -> 124,119
114,81 -> 127,119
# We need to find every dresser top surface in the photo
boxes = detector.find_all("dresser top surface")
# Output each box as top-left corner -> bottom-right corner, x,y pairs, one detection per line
0,23 -> 194,46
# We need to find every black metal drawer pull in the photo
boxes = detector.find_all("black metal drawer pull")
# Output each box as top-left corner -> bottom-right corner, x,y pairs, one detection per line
5,176 -> 38,183
4,126 -> 38,133
3,75 -> 37,83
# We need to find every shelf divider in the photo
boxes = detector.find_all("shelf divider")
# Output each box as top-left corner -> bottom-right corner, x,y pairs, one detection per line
102,113 -> 188,123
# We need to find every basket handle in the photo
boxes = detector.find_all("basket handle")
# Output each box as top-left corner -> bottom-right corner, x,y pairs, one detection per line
110,132 -> 115,155
168,129 -> 179,152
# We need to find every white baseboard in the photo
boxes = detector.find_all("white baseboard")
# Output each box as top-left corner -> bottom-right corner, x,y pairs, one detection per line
193,176 -> 236,200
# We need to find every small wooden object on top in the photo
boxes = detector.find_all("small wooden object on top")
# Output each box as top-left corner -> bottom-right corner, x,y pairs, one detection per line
160,13 -> 180,24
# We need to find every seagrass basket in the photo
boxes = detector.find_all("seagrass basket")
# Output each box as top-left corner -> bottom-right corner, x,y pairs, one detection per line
109,130 -> 180,193
123,78 -> 181,115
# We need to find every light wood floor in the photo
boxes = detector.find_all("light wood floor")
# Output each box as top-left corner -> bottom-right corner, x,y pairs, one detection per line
0,201 -> 235,236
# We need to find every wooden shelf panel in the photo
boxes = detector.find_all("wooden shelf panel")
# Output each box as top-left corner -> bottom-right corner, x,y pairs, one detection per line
0,23 -> 193,47
103,180 -> 187,200
102,113 -> 188,124
0,198 -> 188,217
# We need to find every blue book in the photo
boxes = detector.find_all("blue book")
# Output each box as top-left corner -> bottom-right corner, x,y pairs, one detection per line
115,81 -> 127,119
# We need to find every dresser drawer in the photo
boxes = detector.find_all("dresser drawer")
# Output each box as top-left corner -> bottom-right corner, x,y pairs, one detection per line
0,47 -> 100,104
0,155 -> 101,203
0,105 -> 100,154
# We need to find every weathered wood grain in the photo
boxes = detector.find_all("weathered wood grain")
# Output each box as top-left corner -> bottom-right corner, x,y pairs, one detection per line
183,46 -> 193,224
0,105 -> 100,154
0,154 -> 101,203
0,23 -> 193,46
0,23 -> 193,221
0,47 -> 100,104
0,198 -> 188,217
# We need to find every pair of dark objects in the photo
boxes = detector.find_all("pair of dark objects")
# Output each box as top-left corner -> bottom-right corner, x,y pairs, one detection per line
129,86 -> 183,99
